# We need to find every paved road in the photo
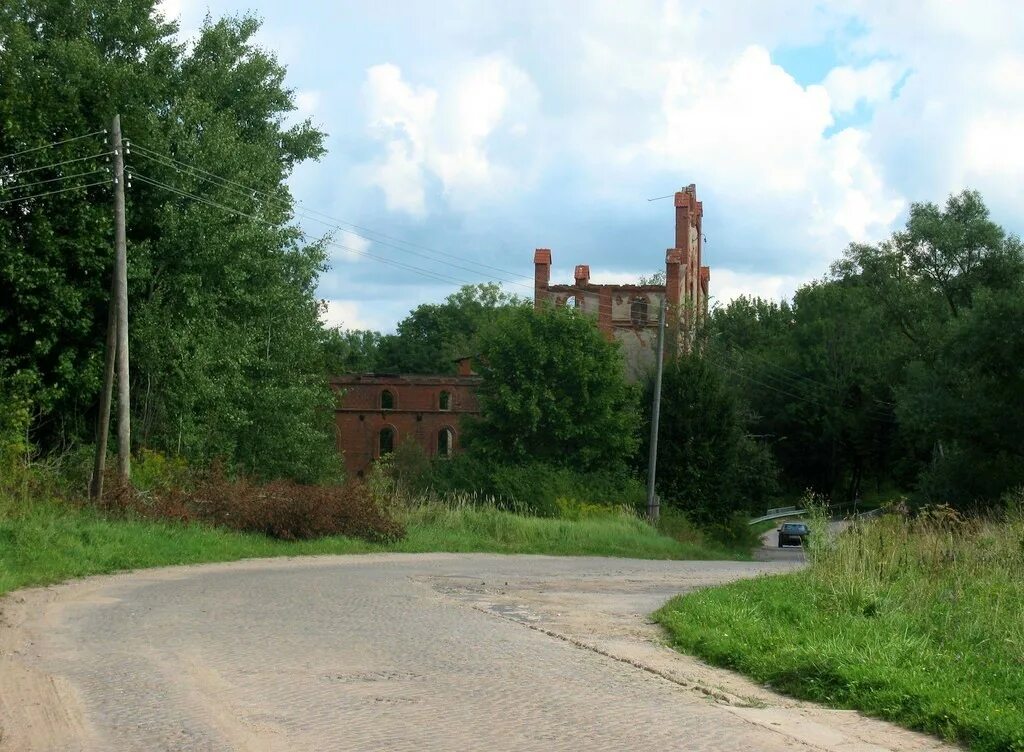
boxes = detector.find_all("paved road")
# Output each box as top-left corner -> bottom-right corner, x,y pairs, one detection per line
0,554 -> 955,752
755,522 -> 809,562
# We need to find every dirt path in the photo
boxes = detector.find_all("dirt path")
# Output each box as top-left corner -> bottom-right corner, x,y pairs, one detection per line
0,554 -> 957,751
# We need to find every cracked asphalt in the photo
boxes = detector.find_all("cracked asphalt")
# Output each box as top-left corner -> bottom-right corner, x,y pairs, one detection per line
0,554 -> 957,751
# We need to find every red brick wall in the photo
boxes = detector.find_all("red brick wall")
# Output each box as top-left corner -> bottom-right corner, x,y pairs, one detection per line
331,375 -> 480,479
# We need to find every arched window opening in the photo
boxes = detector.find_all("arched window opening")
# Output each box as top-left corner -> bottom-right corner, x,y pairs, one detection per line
630,296 -> 649,325
437,427 -> 454,458
380,389 -> 394,410
379,426 -> 395,456
439,391 -> 451,411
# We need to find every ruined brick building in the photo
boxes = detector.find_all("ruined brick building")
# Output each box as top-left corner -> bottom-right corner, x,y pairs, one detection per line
332,185 -> 709,473
533,184 -> 709,380
331,357 -> 480,478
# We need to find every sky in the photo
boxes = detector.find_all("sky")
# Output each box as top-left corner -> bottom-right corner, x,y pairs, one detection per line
159,0 -> 1024,332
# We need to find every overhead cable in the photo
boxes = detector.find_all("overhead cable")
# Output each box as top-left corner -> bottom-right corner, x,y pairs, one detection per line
1,152 -> 114,180
0,168 -> 109,194
0,178 -> 112,207
0,129 -> 107,162
127,141 -> 535,286
128,171 -> 481,287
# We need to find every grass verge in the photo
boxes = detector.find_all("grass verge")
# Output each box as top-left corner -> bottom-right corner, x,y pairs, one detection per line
0,494 -> 738,599
654,507 -> 1024,752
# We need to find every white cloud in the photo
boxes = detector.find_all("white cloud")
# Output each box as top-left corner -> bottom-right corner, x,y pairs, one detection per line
643,45 -> 904,252
320,299 -> 372,330
363,57 -> 539,217
709,269 -> 805,306
839,3 -> 1024,215
823,61 -> 901,114
294,90 -> 321,119
651,46 -> 833,195
326,230 -> 372,264
154,0 -> 185,20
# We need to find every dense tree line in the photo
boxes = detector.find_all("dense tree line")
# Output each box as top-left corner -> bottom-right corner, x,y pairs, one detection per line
1,0 -> 336,480
324,284 -> 528,375
710,190 -> 1024,510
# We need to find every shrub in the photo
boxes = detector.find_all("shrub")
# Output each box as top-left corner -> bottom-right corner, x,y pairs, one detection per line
701,512 -> 760,550
655,508 -> 709,547
0,382 -> 32,497
132,449 -> 190,493
101,464 -> 404,542
422,455 -> 645,516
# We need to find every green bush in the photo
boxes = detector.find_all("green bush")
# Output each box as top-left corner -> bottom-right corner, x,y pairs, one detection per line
421,455 -> 645,516
131,449 -> 191,493
0,382 -> 31,494
700,511 -> 761,550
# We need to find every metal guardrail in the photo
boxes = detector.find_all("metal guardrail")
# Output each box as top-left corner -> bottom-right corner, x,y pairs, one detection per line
748,508 -> 807,525
748,504 -> 885,525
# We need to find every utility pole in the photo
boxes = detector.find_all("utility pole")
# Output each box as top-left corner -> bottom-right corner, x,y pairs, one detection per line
90,273 -> 117,500
646,302 -> 667,523
112,114 -> 131,481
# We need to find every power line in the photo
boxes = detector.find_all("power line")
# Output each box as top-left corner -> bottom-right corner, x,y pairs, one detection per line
126,171 -> 471,288
0,129 -> 107,162
716,345 -> 897,419
710,353 -> 896,424
127,141 -> 536,287
129,143 -> 535,288
128,171 -> 481,288
0,168 -> 108,194
130,140 -> 536,281
732,346 -> 896,408
0,151 -> 113,181
0,178 -> 111,207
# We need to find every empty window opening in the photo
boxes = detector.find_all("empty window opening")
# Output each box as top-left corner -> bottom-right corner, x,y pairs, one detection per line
630,296 -> 649,325
379,427 -> 395,456
437,427 -> 454,458
380,390 -> 394,410
439,391 -> 451,411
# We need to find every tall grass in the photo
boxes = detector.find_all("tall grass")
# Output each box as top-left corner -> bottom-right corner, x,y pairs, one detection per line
0,485 -> 741,599
655,499 -> 1024,751
392,498 -> 733,559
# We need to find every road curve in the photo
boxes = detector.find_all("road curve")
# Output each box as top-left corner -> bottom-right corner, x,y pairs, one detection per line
0,554 -> 955,752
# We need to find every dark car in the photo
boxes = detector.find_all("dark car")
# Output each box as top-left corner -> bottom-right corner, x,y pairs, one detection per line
777,522 -> 809,547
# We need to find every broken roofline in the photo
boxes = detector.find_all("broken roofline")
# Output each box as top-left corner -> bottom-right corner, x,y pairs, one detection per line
545,283 -> 668,293
330,375 -> 481,385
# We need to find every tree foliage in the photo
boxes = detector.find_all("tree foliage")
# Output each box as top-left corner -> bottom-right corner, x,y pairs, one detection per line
324,284 -> 527,375
646,351 -> 777,523
712,190 -> 1024,510
377,283 -> 528,374
0,0 -> 337,480
466,306 -> 638,472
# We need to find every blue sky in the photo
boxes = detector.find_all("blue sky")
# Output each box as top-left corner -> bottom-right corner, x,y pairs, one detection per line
161,0 -> 1024,332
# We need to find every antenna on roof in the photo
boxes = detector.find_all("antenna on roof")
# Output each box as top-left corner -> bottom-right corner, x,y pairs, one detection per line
647,194 -> 674,202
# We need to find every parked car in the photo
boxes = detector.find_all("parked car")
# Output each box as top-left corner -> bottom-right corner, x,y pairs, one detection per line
777,522 -> 809,547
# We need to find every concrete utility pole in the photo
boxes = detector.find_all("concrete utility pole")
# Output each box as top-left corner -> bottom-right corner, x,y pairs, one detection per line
112,114 -> 131,481
90,273 -> 117,500
645,302 -> 667,523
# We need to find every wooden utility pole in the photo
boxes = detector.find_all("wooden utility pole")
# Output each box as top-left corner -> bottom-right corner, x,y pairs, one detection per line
645,302 -> 667,523
90,273 -> 117,500
112,114 -> 131,481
